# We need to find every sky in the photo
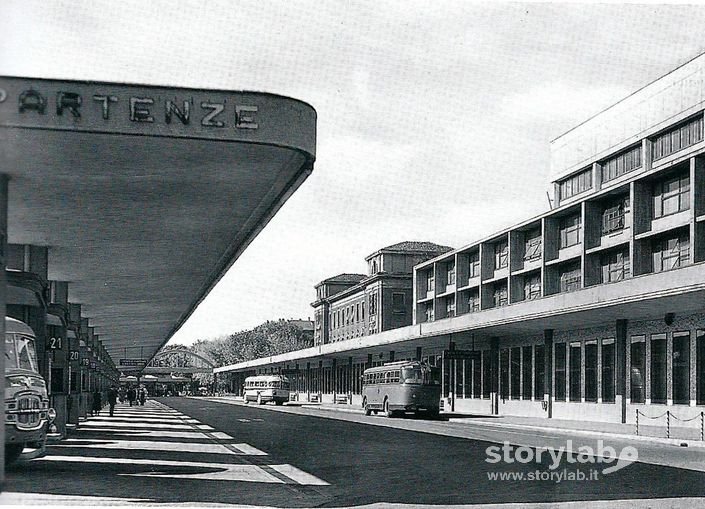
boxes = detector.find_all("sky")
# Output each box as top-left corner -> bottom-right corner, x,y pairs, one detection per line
3,1 -> 705,345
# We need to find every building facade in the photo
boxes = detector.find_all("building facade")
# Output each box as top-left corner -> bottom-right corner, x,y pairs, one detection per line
312,242 -> 453,346
217,53 -> 705,427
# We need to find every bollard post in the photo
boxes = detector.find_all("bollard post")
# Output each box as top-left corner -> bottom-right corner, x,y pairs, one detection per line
701,412 -> 704,442
666,411 -> 670,439
636,410 -> 639,436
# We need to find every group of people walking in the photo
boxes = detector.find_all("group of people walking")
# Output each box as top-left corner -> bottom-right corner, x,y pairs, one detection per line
91,384 -> 148,417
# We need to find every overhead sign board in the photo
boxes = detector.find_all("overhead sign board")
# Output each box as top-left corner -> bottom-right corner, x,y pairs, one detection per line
119,358 -> 147,367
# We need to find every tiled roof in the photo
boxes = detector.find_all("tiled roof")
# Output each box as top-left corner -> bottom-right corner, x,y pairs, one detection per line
321,273 -> 367,284
379,241 -> 453,253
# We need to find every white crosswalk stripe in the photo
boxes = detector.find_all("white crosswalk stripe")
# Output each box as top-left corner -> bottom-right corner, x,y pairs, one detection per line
37,401 -> 328,485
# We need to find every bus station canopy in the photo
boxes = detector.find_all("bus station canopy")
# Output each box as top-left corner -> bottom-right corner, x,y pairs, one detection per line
0,76 -> 316,366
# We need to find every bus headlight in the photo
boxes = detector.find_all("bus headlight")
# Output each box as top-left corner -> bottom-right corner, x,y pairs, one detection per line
47,408 -> 56,421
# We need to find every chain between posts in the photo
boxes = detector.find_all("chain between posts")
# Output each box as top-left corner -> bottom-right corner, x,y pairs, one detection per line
636,409 -> 705,440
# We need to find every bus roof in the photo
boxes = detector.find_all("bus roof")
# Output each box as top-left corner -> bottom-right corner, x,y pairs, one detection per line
363,360 -> 427,374
5,317 -> 35,336
244,374 -> 290,382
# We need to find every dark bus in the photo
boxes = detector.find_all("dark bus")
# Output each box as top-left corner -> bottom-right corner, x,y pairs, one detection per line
362,360 -> 441,417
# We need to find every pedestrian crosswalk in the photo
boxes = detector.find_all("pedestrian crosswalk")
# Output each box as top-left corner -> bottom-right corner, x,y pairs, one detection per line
36,400 -> 329,486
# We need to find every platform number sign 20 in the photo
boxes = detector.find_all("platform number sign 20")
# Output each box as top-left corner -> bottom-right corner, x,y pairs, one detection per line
69,351 -> 79,362
48,336 -> 63,350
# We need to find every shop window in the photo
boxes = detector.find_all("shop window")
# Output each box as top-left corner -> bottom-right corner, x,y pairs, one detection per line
534,345 -> 545,400
482,350 -> 492,399
630,336 -> 646,403
555,343 -> 566,401
602,339 -> 615,403
673,331 -> 690,405
653,174 -> 690,218
462,359 -> 472,398
651,333 -> 667,404
559,214 -> 582,248
522,346 -> 533,399
585,341 -> 597,402
697,330 -> 705,405
510,347 -> 521,399
569,342 -> 581,402
500,349 -> 509,400
473,356 -> 482,398
51,367 -> 64,394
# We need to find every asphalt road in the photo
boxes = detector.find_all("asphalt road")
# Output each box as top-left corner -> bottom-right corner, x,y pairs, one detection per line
3,397 -> 705,507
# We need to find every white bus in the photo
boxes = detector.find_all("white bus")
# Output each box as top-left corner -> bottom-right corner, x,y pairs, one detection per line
243,375 -> 290,405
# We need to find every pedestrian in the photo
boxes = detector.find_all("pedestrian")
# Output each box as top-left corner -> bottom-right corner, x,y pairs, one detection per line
139,386 -> 147,406
91,389 -> 101,416
107,385 -> 118,417
127,386 -> 136,406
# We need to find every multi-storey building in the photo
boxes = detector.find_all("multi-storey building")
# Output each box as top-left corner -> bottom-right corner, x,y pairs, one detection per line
217,54 -> 705,427
312,242 -> 453,346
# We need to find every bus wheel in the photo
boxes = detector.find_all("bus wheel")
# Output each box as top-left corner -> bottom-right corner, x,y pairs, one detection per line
257,393 -> 264,405
5,444 -> 23,465
243,397 -> 249,404
384,399 -> 394,418
363,398 -> 371,416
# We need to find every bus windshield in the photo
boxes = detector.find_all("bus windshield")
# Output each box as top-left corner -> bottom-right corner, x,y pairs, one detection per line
5,334 -> 39,372
401,365 -> 441,385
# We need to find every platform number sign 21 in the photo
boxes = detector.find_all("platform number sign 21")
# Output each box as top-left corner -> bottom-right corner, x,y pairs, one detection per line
48,336 -> 63,350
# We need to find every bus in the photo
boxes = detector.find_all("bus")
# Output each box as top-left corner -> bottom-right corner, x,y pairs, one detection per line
5,317 -> 56,464
243,374 -> 290,405
362,360 -> 441,418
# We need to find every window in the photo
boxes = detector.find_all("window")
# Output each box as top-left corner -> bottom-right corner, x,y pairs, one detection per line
569,342 -> 581,402
426,271 -> 435,292
473,356 -> 482,398
369,293 -> 377,315
559,263 -> 581,293
697,330 -> 705,405
392,293 -> 405,314
424,302 -> 434,322
559,214 -> 581,248
602,196 -> 629,234
447,263 -> 456,286
602,339 -> 615,403
653,115 -> 704,160
555,343 -> 566,401
602,145 -> 642,182
524,231 -> 542,261
494,241 -> 508,270
652,231 -> 690,273
534,345 -> 545,400
500,349 -> 509,399
524,273 -> 541,300
673,331 -> 690,405
445,296 -> 455,317
468,252 -> 480,278
559,167 -> 592,200
493,282 -> 508,308
522,346 -> 533,399
361,302 -> 365,320
482,350 -> 491,399
510,347 -> 521,399
601,249 -> 630,283
467,290 -> 480,313
630,336 -> 646,403
585,341 -> 597,402
654,174 -> 690,218
651,333 -> 667,404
